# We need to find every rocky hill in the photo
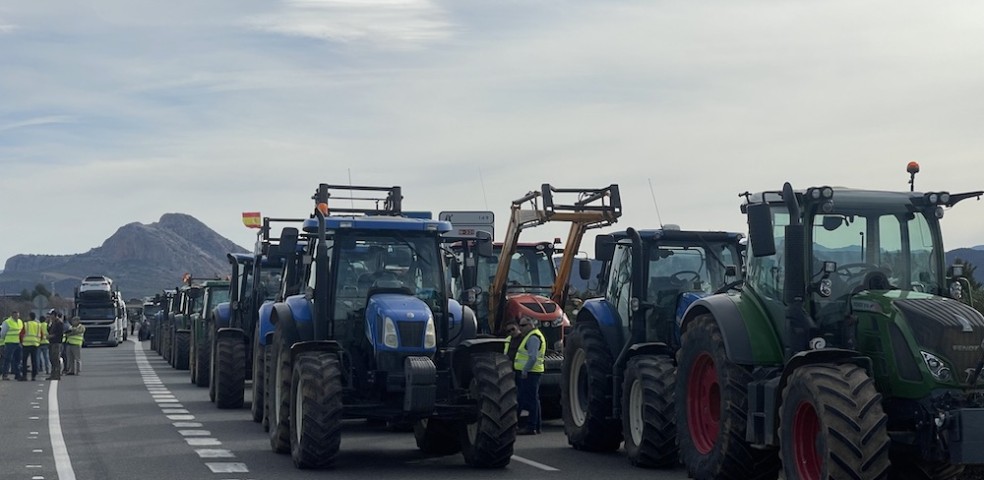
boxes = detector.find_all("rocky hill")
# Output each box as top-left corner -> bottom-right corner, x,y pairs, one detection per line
0,213 -> 249,299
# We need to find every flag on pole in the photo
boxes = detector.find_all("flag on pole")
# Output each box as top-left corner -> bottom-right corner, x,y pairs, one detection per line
242,212 -> 262,229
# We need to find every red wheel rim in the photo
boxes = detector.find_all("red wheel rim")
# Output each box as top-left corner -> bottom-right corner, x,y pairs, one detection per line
793,401 -> 821,480
687,353 -> 721,454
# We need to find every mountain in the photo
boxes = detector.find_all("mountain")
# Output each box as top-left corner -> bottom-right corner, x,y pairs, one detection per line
946,248 -> 984,285
0,213 -> 249,299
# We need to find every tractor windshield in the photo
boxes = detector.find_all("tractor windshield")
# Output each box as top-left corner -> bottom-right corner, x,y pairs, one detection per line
645,241 -> 740,297
333,232 -> 445,323
811,209 -> 941,302
206,288 -> 231,310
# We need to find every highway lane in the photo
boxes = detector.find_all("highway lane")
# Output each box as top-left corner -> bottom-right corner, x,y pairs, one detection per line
1,339 -> 691,479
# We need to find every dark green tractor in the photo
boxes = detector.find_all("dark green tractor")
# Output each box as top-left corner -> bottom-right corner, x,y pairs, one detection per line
677,181 -> 983,479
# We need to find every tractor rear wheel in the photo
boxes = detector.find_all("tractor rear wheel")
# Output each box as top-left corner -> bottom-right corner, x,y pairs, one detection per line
778,363 -> 890,480
173,331 -> 190,370
562,321 -> 622,452
268,328 -> 292,453
215,336 -> 246,409
415,418 -> 461,455
251,334 -> 266,423
458,352 -> 516,468
194,332 -> 211,387
676,314 -> 778,480
621,354 -> 677,468
289,352 -> 342,468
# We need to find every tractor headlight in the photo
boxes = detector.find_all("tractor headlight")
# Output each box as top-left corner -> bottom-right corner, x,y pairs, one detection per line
424,315 -> 436,348
383,316 -> 398,348
950,282 -> 963,300
921,351 -> 952,382
940,193 -> 951,204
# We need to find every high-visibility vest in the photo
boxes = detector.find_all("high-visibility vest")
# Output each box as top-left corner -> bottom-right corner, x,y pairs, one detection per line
22,320 -> 42,347
3,317 -> 23,344
40,322 -> 49,345
66,324 -> 85,346
514,329 -> 546,373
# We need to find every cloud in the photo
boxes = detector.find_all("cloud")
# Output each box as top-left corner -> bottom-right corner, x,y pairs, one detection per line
246,0 -> 452,49
0,115 -> 75,133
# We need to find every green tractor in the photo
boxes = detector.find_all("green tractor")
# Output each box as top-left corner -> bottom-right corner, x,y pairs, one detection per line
677,179 -> 983,479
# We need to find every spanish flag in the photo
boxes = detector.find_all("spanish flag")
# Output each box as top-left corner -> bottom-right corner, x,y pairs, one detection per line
242,212 -> 262,229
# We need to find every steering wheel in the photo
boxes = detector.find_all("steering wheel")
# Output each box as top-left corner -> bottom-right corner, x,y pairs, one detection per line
670,270 -> 701,287
834,263 -> 879,282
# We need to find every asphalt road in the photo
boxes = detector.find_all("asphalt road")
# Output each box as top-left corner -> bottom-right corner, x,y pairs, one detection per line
0,339 -> 691,480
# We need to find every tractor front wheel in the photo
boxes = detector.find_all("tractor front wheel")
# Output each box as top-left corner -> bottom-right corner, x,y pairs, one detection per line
215,336 -> 246,409
458,352 -> 516,468
621,354 -> 677,468
289,352 -> 342,469
562,321 -> 622,452
778,363 -> 890,480
268,328 -> 292,453
676,314 -> 778,480
251,334 -> 266,423
173,331 -> 190,370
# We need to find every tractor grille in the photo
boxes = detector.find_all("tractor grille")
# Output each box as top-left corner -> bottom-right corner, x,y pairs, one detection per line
895,298 -> 984,385
398,322 -> 425,348
520,302 -> 558,314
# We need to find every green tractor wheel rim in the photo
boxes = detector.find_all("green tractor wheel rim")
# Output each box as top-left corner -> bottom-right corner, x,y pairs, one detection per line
793,401 -> 821,480
687,352 -> 720,454
628,377 -> 644,445
569,349 -> 588,427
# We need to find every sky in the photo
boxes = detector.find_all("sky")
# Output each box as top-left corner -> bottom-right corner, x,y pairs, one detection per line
3,0 -> 984,268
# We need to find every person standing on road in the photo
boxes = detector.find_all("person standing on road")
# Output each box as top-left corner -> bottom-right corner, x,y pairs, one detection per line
514,319 -> 546,435
1,311 -> 25,380
38,313 -> 51,374
20,312 -> 43,381
503,323 -> 523,362
46,311 -> 66,381
65,316 -> 85,375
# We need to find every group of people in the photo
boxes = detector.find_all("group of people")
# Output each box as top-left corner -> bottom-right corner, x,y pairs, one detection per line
1,309 -> 85,381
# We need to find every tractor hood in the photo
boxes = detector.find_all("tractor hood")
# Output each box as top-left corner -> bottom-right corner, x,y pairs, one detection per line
854,290 -> 984,387
366,293 -> 436,351
505,293 -> 569,328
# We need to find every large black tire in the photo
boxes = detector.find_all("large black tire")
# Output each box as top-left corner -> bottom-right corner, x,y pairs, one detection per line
892,458 -> 965,480
562,322 -> 622,452
621,354 -> 678,468
193,332 -> 211,387
415,419 -> 461,455
290,352 -> 343,469
251,334 -> 266,423
676,314 -> 779,480
173,331 -> 190,371
458,352 -> 517,468
778,363 -> 890,480
215,336 -> 246,409
268,328 -> 292,453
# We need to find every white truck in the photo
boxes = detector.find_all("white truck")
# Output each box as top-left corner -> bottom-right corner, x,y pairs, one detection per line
74,275 -> 127,346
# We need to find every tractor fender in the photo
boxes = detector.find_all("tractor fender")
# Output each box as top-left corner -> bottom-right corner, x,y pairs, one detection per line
624,342 -> 675,361
215,327 -> 245,342
269,302 -> 302,346
577,298 -> 625,360
256,300 -> 276,346
213,302 -> 232,329
288,340 -> 342,364
777,348 -> 872,400
450,337 -> 510,390
681,294 -> 766,365
283,294 -> 314,342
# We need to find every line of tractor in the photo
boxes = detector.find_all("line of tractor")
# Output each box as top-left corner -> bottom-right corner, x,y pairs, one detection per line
141,165 -> 984,479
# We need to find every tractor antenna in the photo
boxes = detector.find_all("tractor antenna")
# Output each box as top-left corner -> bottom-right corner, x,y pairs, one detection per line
478,166 -> 490,209
647,178 -> 664,228
907,161 -> 920,192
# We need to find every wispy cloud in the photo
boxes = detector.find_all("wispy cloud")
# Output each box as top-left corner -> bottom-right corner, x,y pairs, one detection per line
0,115 -> 75,133
246,0 -> 452,48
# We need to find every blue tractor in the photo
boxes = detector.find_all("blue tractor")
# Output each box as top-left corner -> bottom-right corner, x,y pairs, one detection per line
561,226 -> 744,467
266,184 -> 517,469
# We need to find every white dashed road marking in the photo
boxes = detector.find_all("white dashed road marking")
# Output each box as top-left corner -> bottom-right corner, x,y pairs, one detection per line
134,339 -> 251,475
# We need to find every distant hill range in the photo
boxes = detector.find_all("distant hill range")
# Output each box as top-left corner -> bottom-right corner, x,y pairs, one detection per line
0,213 -> 249,300
946,245 -> 984,285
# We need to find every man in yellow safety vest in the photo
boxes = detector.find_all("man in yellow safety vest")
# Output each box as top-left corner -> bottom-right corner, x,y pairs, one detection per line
65,316 -> 85,375
21,312 -> 43,381
514,318 -> 546,435
1,311 -> 25,380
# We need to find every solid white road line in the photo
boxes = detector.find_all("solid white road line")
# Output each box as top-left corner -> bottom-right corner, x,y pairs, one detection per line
48,380 -> 78,480
511,454 -> 560,472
